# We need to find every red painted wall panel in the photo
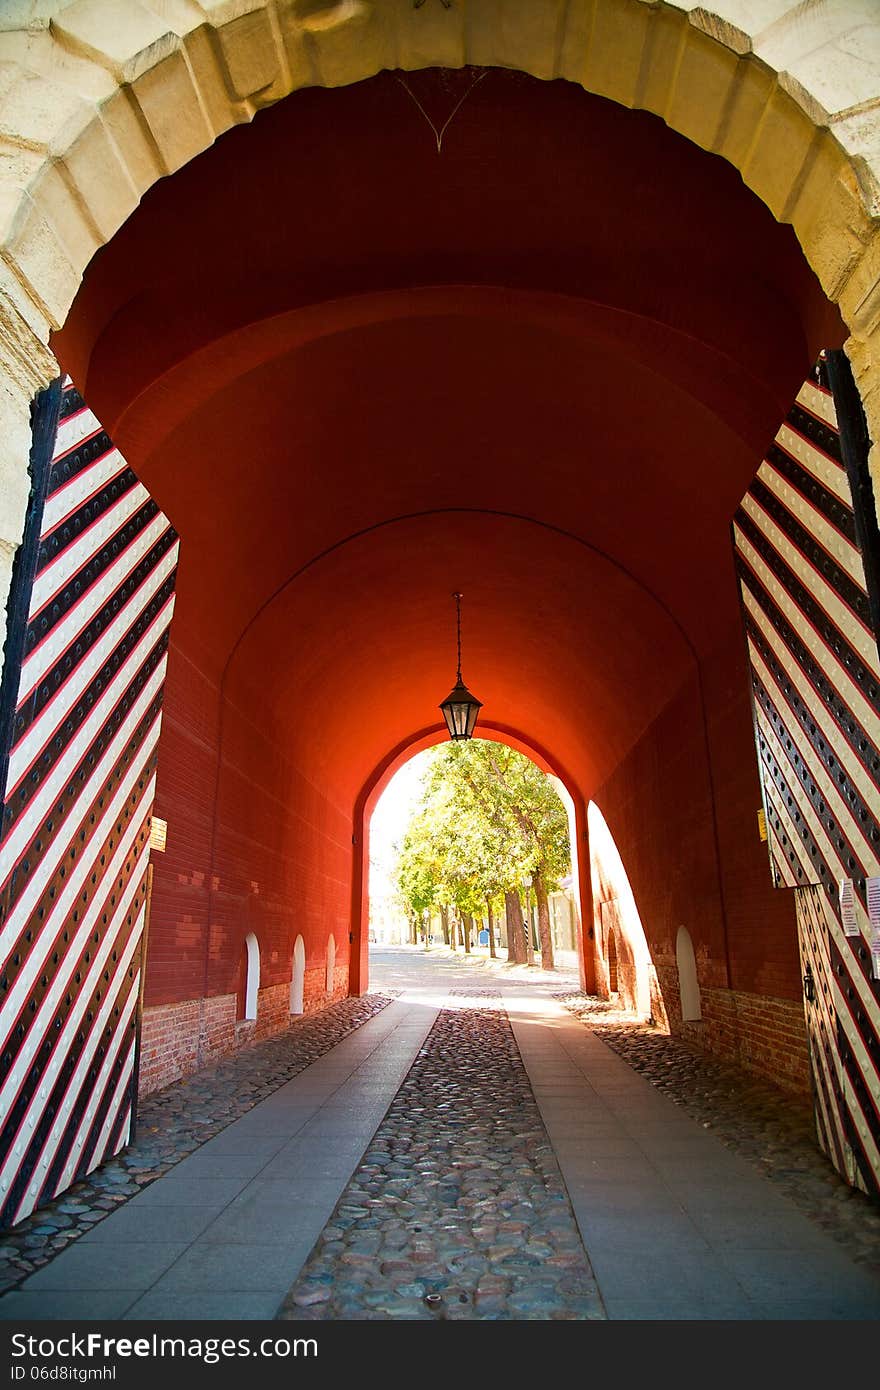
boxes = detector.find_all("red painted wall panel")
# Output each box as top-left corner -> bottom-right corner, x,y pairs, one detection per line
593,625 -> 800,1007
144,630 -> 351,1023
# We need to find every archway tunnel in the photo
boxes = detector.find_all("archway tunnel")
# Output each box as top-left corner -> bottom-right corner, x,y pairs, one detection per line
2,64 -> 879,1228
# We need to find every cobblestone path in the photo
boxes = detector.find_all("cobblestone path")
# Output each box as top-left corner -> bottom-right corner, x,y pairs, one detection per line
279,1002 -> 605,1321
558,991 -> 880,1275
0,994 -> 391,1292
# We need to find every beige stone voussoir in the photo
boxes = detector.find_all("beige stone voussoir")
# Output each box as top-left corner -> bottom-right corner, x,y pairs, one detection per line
3,188 -> 82,327
582,0 -> 655,109
465,0 -> 565,79
739,84 -> 820,221
664,24 -> 744,151
129,48 -> 215,175
57,114 -> 141,243
214,8 -> 282,101
52,0 -> 181,85
295,3 -> 391,91
0,62 -> 94,156
839,228 -> 880,344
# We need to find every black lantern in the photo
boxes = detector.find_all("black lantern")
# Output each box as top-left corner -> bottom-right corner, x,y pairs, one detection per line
439,592 -> 482,741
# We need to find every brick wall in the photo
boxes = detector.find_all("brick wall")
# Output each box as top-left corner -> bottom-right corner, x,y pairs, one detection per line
138,966 -> 343,1095
693,988 -> 809,1093
137,614 -> 354,1098
590,621 -> 808,1092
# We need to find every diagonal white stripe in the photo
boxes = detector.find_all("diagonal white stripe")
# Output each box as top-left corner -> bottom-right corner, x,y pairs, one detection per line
749,643 -> 879,879
742,586 -> 880,818
0,757 -> 156,1067
741,493 -> 878,673
758,461 -> 864,587
734,526 -> 880,734
13,983 -> 140,1224
19,517 -> 173,703
751,687 -> 848,887
0,873 -> 147,1209
52,998 -> 140,1204
42,450 -> 127,534
0,685 -> 163,971
8,549 -> 177,793
85,1037 -> 139,1178
0,629 -> 169,929
53,409 -> 100,461
797,380 -> 837,430
29,483 -> 149,617
774,423 -> 849,504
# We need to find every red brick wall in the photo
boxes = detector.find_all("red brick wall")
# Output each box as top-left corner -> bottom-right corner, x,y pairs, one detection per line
694,988 -> 809,1093
140,627 -> 353,1091
138,974 -> 344,1095
591,621 -> 808,1089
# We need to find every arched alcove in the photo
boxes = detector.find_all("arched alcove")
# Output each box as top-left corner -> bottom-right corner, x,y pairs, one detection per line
290,934 -> 306,1015
676,926 -> 702,1023
243,932 -> 260,1021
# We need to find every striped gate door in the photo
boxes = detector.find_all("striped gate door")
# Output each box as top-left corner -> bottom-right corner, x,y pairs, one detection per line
0,378 -> 178,1228
733,350 -> 880,1194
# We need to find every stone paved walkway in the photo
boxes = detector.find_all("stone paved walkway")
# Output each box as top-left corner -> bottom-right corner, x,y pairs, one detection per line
279,999 -> 603,1320
0,994 -> 391,1293
1,946 -> 879,1320
557,991 -> 880,1276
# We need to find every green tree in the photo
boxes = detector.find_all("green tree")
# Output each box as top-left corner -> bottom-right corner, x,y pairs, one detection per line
394,740 -> 571,969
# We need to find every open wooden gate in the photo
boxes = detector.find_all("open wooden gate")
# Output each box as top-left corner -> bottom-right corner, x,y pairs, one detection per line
733,351 -> 880,1193
0,379 -> 177,1227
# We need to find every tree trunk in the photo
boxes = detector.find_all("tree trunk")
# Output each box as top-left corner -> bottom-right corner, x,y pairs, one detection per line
522,890 -> 535,965
486,900 -> 496,959
534,872 -> 554,970
504,889 -> 526,963
440,905 -> 450,946
409,913 -> 418,946
462,912 -> 472,954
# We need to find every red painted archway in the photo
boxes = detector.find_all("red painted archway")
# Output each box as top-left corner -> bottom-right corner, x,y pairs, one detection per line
351,721 -> 594,997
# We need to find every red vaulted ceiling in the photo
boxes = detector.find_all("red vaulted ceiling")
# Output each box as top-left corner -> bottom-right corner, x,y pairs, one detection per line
54,68 -> 844,808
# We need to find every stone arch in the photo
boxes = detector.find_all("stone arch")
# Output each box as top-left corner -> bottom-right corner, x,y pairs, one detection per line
0,0 -> 879,663
326,933 -> 336,995
676,925 -> 702,1022
242,931 -> 260,1022
290,933 -> 306,1015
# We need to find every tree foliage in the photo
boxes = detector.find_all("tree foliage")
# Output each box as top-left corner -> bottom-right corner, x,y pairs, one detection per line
394,740 -> 571,965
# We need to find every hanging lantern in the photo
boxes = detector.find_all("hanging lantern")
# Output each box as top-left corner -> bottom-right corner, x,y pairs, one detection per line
439,592 -> 482,741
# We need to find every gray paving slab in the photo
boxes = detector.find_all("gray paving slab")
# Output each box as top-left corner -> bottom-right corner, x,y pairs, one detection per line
24,1243 -> 186,1291
0,1291 -> 138,1320
124,1178 -> 247,1210
164,1151 -> 276,1181
509,998 -> 880,1321
123,1291 -> 284,1321
79,1205 -> 221,1245
149,1241 -> 312,1293
198,1185 -> 341,1244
